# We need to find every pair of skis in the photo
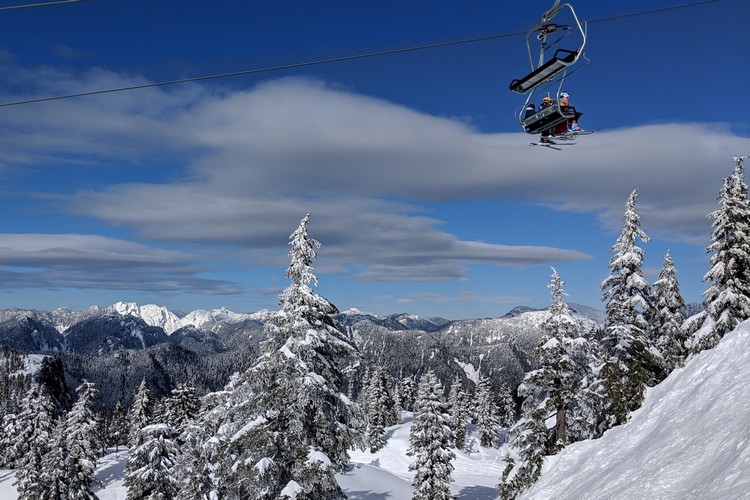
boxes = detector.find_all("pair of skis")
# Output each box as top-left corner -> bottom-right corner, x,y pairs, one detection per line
530,140 -> 575,150
530,129 -> 595,150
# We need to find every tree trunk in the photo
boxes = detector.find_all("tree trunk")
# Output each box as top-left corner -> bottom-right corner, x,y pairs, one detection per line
554,406 -> 566,447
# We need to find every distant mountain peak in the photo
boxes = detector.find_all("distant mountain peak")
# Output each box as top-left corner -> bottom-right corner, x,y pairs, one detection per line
502,306 -> 542,318
105,302 -> 266,335
108,302 -> 182,334
501,303 -> 604,323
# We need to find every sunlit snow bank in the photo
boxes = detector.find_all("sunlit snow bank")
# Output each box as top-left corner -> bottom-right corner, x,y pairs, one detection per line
341,414 -> 506,499
521,320 -> 750,500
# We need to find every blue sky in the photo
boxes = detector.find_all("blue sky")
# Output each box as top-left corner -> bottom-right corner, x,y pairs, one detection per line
0,0 -> 749,319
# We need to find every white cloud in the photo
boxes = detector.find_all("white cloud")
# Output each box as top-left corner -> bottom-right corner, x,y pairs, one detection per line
0,234 -> 240,294
52,78 -> 745,238
2,67 -> 748,291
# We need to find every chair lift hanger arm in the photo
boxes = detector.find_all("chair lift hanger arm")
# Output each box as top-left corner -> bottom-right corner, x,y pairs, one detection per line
508,1 -> 587,94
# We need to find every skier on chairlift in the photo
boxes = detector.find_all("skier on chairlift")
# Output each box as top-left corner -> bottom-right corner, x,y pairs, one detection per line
556,91 -> 582,134
539,96 -> 555,143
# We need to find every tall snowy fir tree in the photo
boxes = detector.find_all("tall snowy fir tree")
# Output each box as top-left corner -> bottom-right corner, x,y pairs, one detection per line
499,400 -> 548,500
35,355 -> 71,418
63,380 -> 103,499
474,376 -> 501,448
0,403 -> 20,468
408,370 -> 455,500
107,401 -> 128,450
499,268 -> 589,499
13,387 -> 56,500
688,156 -> 750,352
128,378 -> 152,448
125,423 -> 181,500
447,375 -> 468,451
209,213 -> 361,499
653,251 -> 688,370
175,385 -> 236,500
537,267 -> 585,448
397,377 -> 417,412
496,383 -> 516,430
164,382 -> 200,435
39,418 -> 68,500
599,189 -> 659,427
365,366 -> 398,453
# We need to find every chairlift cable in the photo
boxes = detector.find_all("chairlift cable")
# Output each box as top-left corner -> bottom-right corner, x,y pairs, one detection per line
0,31 -> 526,108
587,0 -> 719,25
0,0 -> 87,11
0,0 -> 721,108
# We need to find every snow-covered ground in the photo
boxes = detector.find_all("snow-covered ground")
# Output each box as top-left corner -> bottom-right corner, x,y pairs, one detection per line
20,354 -> 47,379
521,320 -> 750,500
0,418 -> 505,499
2,321 -> 748,499
341,415 -> 505,499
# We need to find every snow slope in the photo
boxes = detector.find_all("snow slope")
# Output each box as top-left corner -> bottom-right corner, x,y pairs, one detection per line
341,415 -> 505,499
521,320 -> 750,500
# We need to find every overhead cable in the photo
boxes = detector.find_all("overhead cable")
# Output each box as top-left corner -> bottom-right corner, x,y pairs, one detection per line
0,0 -> 720,108
0,0 -> 87,11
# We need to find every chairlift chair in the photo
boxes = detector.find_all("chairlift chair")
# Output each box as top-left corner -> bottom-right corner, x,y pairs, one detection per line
510,1 -> 588,139
521,103 -> 579,135
509,1 -> 587,95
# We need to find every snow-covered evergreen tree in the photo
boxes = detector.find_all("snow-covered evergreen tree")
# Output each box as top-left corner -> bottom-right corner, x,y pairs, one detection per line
474,376 -> 501,448
397,376 -> 417,412
498,400 -> 548,500
688,156 -> 750,352
653,251 -> 688,370
499,268 -> 593,499
408,370 -> 455,500
0,352 -> 30,468
13,387 -> 56,500
211,213 -> 361,499
365,366 -> 398,453
35,355 -> 70,418
39,418 -> 68,500
128,378 -> 152,448
275,212 -> 340,331
569,338 -> 605,441
164,383 -> 200,433
108,401 -> 129,450
125,423 -> 181,500
63,380 -> 103,500
496,383 -> 516,429
447,375 -> 469,451
599,189 -> 659,427
0,407 -> 19,468
175,385 -> 236,500
174,421 -> 214,500
537,268 -> 583,448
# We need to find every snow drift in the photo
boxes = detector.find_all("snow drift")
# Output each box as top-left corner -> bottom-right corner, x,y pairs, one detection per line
521,320 -> 750,500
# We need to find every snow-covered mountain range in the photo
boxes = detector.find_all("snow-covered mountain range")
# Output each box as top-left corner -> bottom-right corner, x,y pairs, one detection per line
107,301 -> 270,335
0,301 -> 603,355
0,301 -> 603,403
